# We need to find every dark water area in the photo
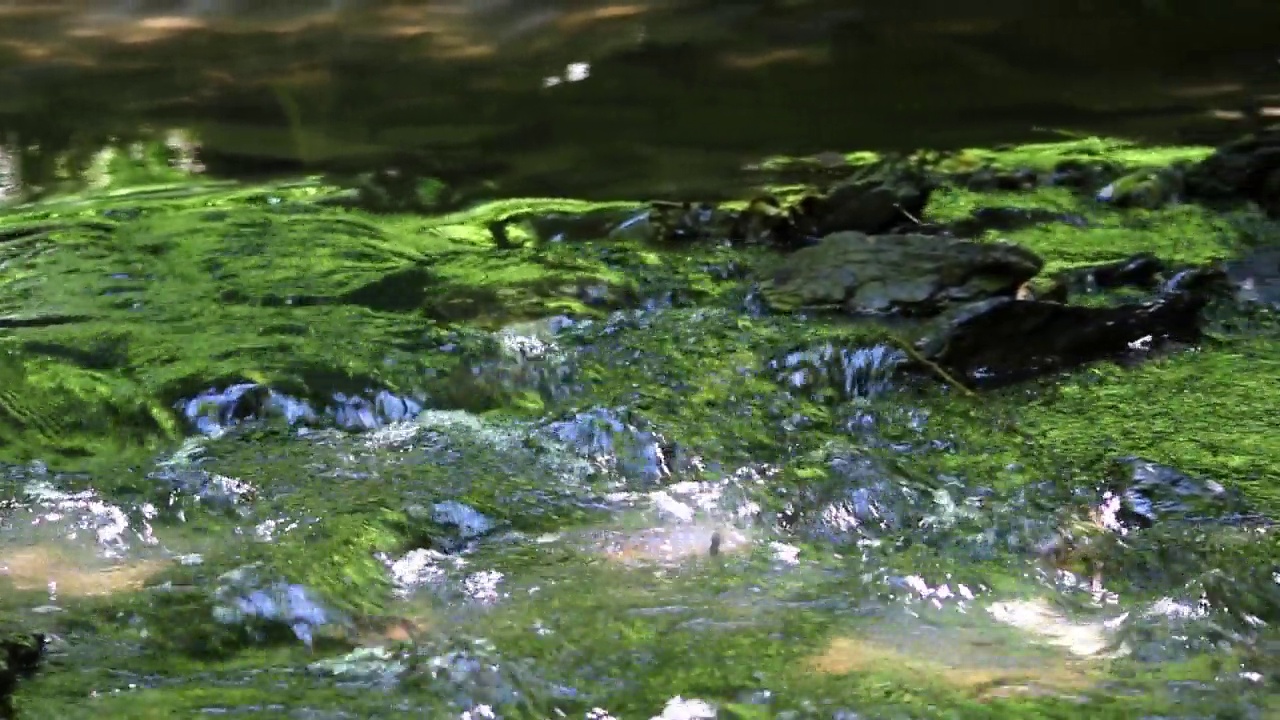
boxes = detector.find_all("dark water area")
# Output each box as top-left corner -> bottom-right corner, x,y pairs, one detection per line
2,0 -> 1280,198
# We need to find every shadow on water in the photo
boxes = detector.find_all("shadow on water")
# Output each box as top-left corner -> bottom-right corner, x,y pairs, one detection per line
1,0 -> 1280,199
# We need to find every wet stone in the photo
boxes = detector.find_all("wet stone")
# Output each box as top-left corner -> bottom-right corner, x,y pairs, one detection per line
426,501 -> 497,551
1104,457 -> 1257,529
181,383 -> 425,435
768,342 -> 904,403
545,407 -> 671,487
1053,253 -> 1166,295
403,637 -> 573,716
918,275 -> 1224,386
760,231 -> 1043,315
776,449 -> 939,545
307,646 -> 407,685
212,564 -> 342,648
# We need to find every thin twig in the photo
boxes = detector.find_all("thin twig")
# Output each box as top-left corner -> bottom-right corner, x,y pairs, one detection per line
886,333 -> 977,397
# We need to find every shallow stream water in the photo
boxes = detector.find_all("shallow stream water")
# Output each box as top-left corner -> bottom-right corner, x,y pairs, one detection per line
2,3 -> 1280,719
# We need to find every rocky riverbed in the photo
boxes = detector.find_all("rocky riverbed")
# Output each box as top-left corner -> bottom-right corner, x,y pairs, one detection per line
1,133 -> 1278,718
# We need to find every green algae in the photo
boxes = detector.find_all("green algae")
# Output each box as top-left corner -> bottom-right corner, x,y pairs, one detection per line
935,136 -> 1214,174
924,186 -> 1248,274
4,136 -> 1280,719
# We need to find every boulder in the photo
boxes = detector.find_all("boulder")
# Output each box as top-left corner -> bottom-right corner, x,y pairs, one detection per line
760,231 -> 1043,315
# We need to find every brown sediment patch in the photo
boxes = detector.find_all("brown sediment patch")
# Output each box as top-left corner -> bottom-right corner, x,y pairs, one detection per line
351,613 -> 433,646
0,544 -> 169,597
598,524 -> 749,566
556,5 -> 649,32
721,48 -> 827,70
807,632 -> 1100,701
0,39 -> 59,61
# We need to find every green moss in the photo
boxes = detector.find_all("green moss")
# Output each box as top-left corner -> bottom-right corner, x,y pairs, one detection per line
1019,334 -> 1280,508
923,186 -> 1248,275
0,351 -> 177,464
935,136 -> 1213,174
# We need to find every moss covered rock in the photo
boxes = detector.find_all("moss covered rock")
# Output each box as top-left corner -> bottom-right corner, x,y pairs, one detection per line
759,231 -> 1044,314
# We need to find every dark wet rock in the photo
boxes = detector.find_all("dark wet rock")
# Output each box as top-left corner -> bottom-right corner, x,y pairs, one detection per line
332,391 -> 425,431
955,166 -> 1042,192
1103,458 -> 1256,530
1096,168 -> 1185,209
529,208 -> 638,244
1047,159 -> 1122,190
649,201 -> 736,243
803,162 -> 934,236
918,269 -> 1227,385
1053,253 -> 1166,296
941,206 -> 1089,239
768,343 -> 904,403
732,161 -> 935,248
1,632 -> 45,718
489,207 -> 641,246
1160,265 -> 1234,297
759,231 -> 1044,315
1185,129 -> 1280,215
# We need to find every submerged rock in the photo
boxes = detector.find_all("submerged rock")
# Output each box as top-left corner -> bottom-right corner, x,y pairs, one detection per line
768,342 -> 904,403
775,448 -> 949,546
307,645 -> 407,684
212,565 -> 342,648
180,383 -> 424,434
426,501 -> 498,552
1103,457 -> 1257,530
760,231 -> 1043,314
181,383 -> 306,434
546,407 -> 671,487
406,637 -> 571,716
1225,246 -> 1280,309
